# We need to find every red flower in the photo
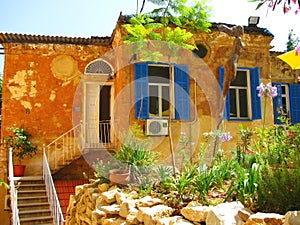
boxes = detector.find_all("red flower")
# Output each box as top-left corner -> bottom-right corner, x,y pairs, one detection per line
289,133 -> 295,138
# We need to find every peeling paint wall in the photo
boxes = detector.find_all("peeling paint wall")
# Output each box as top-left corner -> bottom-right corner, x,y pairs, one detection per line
0,29 -> 281,176
1,42 -> 111,176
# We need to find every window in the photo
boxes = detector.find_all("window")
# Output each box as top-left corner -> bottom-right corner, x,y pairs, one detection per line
220,66 -> 261,120
134,63 -> 190,120
149,66 -> 170,117
273,83 -> 300,124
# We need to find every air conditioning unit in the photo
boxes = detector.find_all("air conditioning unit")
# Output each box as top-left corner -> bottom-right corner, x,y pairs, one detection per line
146,119 -> 169,136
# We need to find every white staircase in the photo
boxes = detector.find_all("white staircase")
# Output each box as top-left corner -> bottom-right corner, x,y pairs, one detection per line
15,176 -> 53,225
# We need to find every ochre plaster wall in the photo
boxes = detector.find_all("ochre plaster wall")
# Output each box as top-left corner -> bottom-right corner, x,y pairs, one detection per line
112,28 -> 275,164
0,28 -> 278,175
1,42 -> 111,175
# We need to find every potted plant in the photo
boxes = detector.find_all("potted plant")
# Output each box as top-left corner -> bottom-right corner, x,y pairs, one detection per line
6,125 -> 37,176
93,139 -> 159,186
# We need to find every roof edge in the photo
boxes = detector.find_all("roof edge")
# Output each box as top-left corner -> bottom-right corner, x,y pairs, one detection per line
0,32 -> 113,46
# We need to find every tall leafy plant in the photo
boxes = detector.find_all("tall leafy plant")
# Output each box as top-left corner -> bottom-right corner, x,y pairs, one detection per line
123,0 -> 211,174
6,125 -> 37,164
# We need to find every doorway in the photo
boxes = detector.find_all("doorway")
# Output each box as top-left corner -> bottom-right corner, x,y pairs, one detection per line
85,83 -> 113,147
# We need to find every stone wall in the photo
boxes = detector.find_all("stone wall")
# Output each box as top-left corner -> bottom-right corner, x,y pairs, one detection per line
66,180 -> 300,225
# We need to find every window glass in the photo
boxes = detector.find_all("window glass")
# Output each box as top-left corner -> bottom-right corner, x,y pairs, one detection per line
239,89 -> 248,117
149,65 -> 170,118
148,66 -> 169,83
149,86 -> 159,116
229,70 -> 249,119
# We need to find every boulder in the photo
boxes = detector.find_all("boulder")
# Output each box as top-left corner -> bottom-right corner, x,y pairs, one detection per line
284,211 -> 300,225
102,188 -> 119,204
206,201 -> 245,225
245,212 -> 285,225
119,199 -> 138,218
157,215 -> 194,225
100,204 -> 121,215
138,204 -> 174,225
181,205 -> 212,222
136,195 -> 162,208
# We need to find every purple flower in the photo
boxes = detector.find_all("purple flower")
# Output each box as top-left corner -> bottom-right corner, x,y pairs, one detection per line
218,131 -> 232,142
257,83 -> 278,98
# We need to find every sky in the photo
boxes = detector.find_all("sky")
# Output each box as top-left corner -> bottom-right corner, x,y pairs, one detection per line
0,0 -> 300,74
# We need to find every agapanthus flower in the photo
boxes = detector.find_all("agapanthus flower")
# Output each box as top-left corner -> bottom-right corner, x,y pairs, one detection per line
257,82 -> 278,98
218,131 -> 233,142
203,130 -> 232,142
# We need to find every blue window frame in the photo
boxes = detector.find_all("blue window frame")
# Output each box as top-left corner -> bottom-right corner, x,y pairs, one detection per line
134,63 -> 190,120
272,82 -> 300,124
219,66 -> 261,121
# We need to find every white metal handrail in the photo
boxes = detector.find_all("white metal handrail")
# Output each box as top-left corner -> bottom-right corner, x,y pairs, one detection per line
44,122 -> 82,171
8,147 -> 20,225
43,150 -> 65,225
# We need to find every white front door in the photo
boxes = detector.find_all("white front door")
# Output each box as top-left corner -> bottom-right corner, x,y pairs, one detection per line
85,83 -> 113,148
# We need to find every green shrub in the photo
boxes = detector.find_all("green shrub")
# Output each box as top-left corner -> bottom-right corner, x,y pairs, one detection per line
6,125 -> 37,163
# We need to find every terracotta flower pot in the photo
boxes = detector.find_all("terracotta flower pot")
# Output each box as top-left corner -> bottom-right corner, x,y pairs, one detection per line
13,165 -> 26,177
109,169 -> 131,185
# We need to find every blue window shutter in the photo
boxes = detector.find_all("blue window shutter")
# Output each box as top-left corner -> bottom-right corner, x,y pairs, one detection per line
250,67 -> 262,120
174,64 -> 190,120
289,84 -> 300,124
219,66 -> 230,119
272,83 -> 283,124
134,63 -> 149,119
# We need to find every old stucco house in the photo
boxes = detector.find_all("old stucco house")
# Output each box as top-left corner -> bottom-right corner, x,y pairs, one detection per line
0,13 -> 299,224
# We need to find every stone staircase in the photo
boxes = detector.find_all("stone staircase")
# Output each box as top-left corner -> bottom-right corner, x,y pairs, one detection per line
15,176 -> 53,225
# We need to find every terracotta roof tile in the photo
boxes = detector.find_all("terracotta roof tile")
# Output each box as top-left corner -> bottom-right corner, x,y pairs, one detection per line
54,179 -> 87,218
0,32 -> 112,45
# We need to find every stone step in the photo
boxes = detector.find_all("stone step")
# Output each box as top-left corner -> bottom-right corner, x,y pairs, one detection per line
18,189 -> 47,197
19,208 -> 52,218
19,215 -> 53,225
18,195 -> 48,204
18,202 -> 51,211
17,183 -> 46,190
14,176 -> 43,181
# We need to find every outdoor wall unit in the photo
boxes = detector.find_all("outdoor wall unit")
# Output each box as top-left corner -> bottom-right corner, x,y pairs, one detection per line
146,119 -> 169,136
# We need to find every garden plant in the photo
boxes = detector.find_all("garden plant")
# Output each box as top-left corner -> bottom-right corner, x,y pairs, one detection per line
94,119 -> 300,214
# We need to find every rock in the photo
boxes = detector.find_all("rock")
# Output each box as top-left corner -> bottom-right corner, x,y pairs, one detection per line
100,204 -> 121,215
285,211 -> 300,225
138,204 -> 174,225
126,211 -> 140,225
102,188 -> 119,204
206,201 -> 245,225
245,212 -> 285,225
119,199 -> 138,218
157,215 -> 194,225
136,195 -> 162,208
91,208 -> 106,225
98,183 -> 110,193
75,185 -> 84,195
102,217 -> 127,225
238,208 -> 254,222
116,191 -> 128,204
181,205 -> 212,222
137,207 -> 148,222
